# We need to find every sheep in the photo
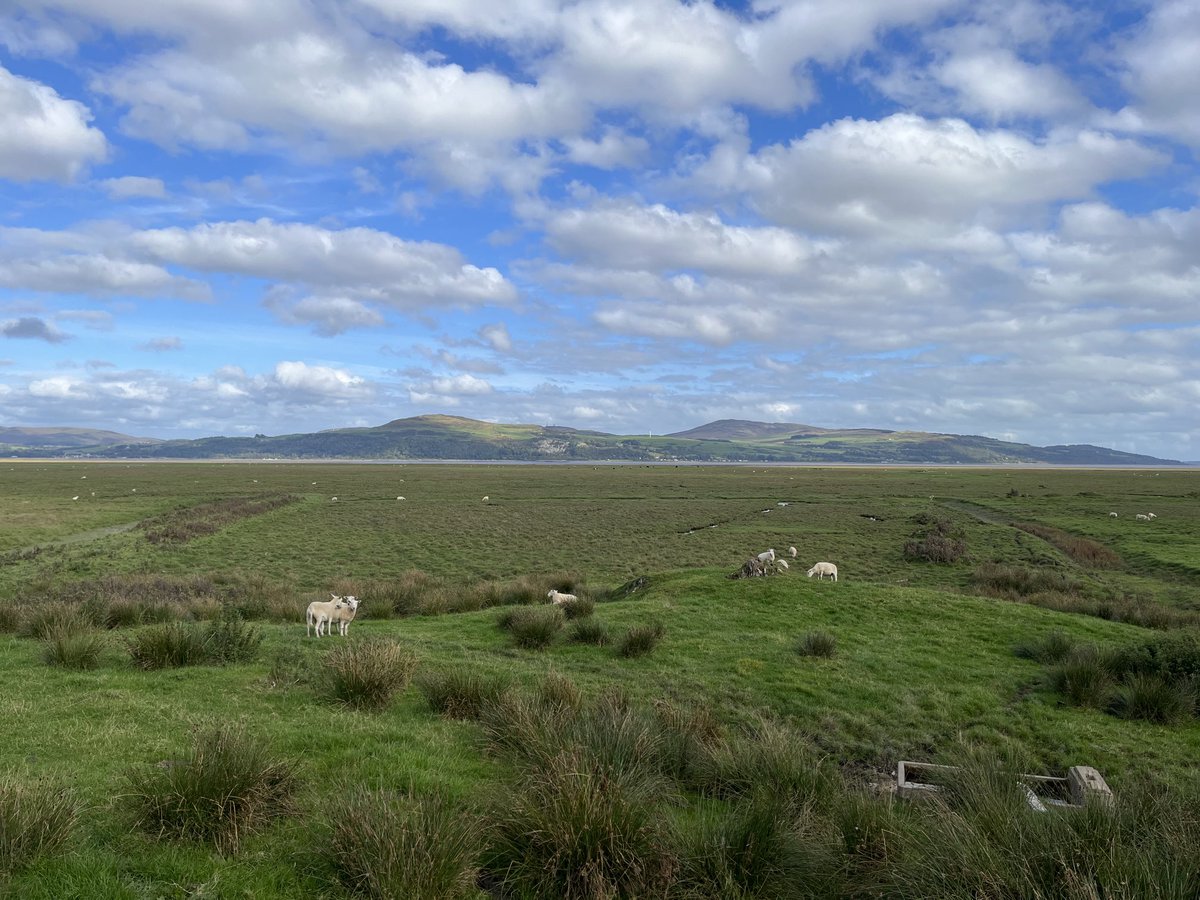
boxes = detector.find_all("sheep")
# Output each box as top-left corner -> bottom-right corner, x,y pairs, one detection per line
547,589 -> 577,605
1147,512 -> 1157,519
806,562 -> 838,581
306,595 -> 344,637
756,549 -> 776,564
1136,513 -> 1150,521
482,496 -> 489,501
775,558 -> 789,571
1109,512 -> 1118,518
788,546 -> 797,558
327,595 -> 361,636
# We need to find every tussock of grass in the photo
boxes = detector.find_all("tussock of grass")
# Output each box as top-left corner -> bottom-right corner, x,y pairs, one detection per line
1108,675 -> 1195,724
971,562 -> 1080,598
321,787 -> 482,900
18,603 -> 91,641
1013,629 -> 1076,664
1046,647 -> 1116,708
125,622 -> 210,670
797,630 -> 837,658
567,619 -> 610,645
560,596 -> 595,620
201,612 -> 264,664
123,725 -> 298,854
41,626 -> 105,669
417,669 -> 511,720
507,605 -> 564,650
322,639 -> 418,710
691,719 -> 836,805
0,776 -> 80,876
617,620 -> 665,658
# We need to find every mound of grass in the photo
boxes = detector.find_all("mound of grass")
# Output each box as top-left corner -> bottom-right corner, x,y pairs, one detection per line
417,669 -> 511,720
1045,647 -> 1116,709
125,622 -> 210,670
321,787 -> 482,899
0,776 -> 80,876
971,562 -> 1080,598
1013,629 -> 1076,664
124,725 -> 298,854
200,613 -> 263,664
41,626 -> 105,670
617,621 -> 665,658
322,639 -> 418,710
567,619 -> 610,646
508,606 -> 565,650
691,719 -> 835,804
797,630 -> 837,658
1108,675 -> 1196,724
18,604 -> 91,641
560,596 -> 595,620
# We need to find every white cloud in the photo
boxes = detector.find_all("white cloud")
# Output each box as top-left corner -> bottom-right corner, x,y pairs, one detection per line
138,337 -> 182,351
0,64 -> 107,182
1,316 -> 69,342
265,292 -> 387,336
100,175 -> 167,198
479,322 -> 513,352
273,360 -> 368,398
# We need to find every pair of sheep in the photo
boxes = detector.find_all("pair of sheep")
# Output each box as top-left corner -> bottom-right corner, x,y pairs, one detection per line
305,594 -> 361,637
755,547 -> 800,565
1135,513 -> 1158,521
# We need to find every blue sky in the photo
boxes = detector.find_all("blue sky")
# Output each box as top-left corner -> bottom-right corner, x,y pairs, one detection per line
0,0 -> 1197,458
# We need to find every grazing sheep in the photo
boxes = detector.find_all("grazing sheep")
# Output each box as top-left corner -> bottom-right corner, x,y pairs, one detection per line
1147,512 -> 1157,518
72,496 -> 79,501
327,596 -> 361,636
788,546 -> 797,558
482,495 -> 489,501
1109,512 -> 1118,518
807,562 -> 838,581
306,595 -> 344,637
756,549 -> 776,564
775,559 -> 789,571
547,589 -> 577,605
1136,513 -> 1150,521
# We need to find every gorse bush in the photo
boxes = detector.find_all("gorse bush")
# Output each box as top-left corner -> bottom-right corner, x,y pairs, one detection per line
797,630 -> 837,658
322,639 -> 418,710
322,787 -> 482,900
124,725 -> 298,854
41,626 -> 105,670
617,620 -> 665,658
0,776 -> 80,876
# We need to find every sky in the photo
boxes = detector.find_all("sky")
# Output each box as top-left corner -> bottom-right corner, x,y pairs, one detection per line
0,0 -> 1198,459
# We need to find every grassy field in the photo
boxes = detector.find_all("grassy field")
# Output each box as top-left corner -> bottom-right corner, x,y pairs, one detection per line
1,462 -> 1198,897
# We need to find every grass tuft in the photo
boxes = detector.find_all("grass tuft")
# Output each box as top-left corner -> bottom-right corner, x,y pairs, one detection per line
125,622 -> 210,670
567,619 -> 610,646
0,776 -> 80,876
123,725 -> 298,854
416,669 -> 511,720
617,620 -> 665,658
559,596 -> 595,620
507,605 -> 565,650
321,639 -> 418,710
1108,674 -> 1195,724
41,626 -> 105,669
797,630 -> 837,658
1013,629 -> 1076,664
1045,647 -> 1116,708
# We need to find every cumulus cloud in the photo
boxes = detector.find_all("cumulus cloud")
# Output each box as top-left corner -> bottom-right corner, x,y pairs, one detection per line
0,64 -> 107,182
1,316 -> 69,342
265,292 -> 387,336
479,322 -> 513,352
99,175 -> 167,198
273,360 -> 369,398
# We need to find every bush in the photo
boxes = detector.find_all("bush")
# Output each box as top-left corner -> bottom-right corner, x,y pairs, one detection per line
904,525 -> 968,564
0,776 -> 80,875
508,606 -> 565,650
1108,675 -> 1196,724
124,725 -> 298,853
322,787 -> 482,899
126,623 -> 210,670
797,630 -> 837,658
41,627 -> 106,670
322,639 -> 418,710
417,669 -> 511,720
483,748 -> 675,900
200,612 -> 263,664
1013,630 -> 1076,664
567,619 -> 610,646
617,621 -> 665,658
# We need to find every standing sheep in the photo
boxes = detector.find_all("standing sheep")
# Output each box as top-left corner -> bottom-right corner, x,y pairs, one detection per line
806,562 -> 838,581
547,589 -> 577,605
756,549 -> 776,564
788,546 -> 797,558
327,596 -> 361,636
306,595 -> 344,637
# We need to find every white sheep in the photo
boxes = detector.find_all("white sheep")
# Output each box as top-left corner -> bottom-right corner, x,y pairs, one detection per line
807,562 -> 838,581
756,549 -> 776,564
788,546 -> 797,558
1147,512 -> 1157,519
1136,513 -> 1150,521
547,589 -> 577,605
1109,512 -> 1118,518
482,495 -> 489,501
775,559 -> 789,571
306,595 -> 344,637
327,595 -> 361,636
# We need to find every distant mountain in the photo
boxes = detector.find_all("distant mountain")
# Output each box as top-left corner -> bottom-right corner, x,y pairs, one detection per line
0,426 -> 160,451
5,415 -> 1186,466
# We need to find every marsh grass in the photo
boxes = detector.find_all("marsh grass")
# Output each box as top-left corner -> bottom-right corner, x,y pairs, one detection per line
560,596 -> 595,620
321,639 -> 418,710
140,494 -> 298,545
692,720 -> 835,806
568,619 -> 610,645
321,787 -> 482,899
123,725 -> 298,854
18,603 -> 91,641
1015,522 -> 1121,568
41,626 -> 105,669
971,562 -> 1081,598
200,612 -> 264,664
1108,675 -> 1196,724
125,622 -> 210,669
507,605 -> 565,650
0,776 -> 79,876
1013,629 -> 1076,664
1046,647 -> 1116,708
618,620 -> 665,658
417,668 -> 511,720
796,630 -> 837,658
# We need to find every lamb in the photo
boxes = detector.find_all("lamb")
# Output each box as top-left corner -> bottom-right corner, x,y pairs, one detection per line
806,562 -> 838,581
306,595 -> 344,637
327,595 -> 361,636
788,546 -> 797,558
756,549 -> 776,564
547,589 -> 577,605
1136,513 -> 1150,521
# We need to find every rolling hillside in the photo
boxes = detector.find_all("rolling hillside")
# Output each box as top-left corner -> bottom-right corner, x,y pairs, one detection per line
4,415 -> 1184,465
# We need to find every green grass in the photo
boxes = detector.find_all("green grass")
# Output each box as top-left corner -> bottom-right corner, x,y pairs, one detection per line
1,463 -> 1199,896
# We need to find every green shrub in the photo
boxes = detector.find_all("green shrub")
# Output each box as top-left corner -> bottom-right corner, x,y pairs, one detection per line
123,725 -> 298,853
483,748 -> 675,900
1014,630 -> 1076,664
322,639 -> 418,710
0,776 -> 80,875
617,621 -> 665,658
322,787 -> 482,899
797,630 -> 837,658
417,669 -> 511,720
508,606 -> 565,650
41,627 -> 105,670
1109,675 -> 1195,724
567,619 -> 610,646
125,623 -> 210,670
